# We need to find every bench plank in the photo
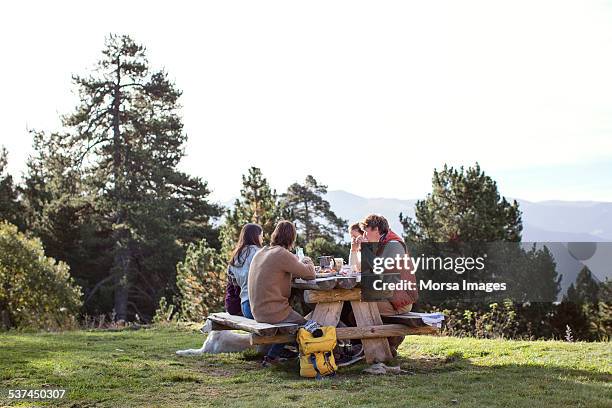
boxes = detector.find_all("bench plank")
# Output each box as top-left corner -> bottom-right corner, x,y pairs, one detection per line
381,314 -> 431,327
207,312 -> 299,336
250,324 -> 439,345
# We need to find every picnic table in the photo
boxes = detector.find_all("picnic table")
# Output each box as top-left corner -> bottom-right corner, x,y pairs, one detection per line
206,275 -> 439,364
291,276 -> 438,363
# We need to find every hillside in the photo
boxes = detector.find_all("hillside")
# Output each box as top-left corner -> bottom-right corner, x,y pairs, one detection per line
324,190 -> 612,241
323,191 -> 612,295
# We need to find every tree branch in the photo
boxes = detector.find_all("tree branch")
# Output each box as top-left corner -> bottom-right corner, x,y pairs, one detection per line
84,274 -> 118,305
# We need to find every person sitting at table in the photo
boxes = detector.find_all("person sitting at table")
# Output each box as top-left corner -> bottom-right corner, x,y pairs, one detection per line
348,222 -> 364,272
360,214 -> 418,355
228,223 -> 263,319
360,214 -> 418,316
248,220 -> 316,366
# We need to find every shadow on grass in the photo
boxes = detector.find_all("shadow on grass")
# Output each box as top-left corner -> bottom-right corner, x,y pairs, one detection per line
256,351 -> 611,408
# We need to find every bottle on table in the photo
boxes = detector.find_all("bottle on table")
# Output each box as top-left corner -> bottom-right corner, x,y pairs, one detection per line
296,247 -> 305,261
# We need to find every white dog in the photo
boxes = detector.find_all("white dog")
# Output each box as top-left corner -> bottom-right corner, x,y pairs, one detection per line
176,320 -> 259,355
176,330 -> 254,355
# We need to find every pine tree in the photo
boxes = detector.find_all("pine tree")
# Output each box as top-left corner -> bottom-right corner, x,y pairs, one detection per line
401,164 -> 562,308
305,237 -> 350,262
525,244 -> 562,302
20,131 -> 118,319
280,175 -> 347,244
30,34 -> 220,321
20,132 -> 102,268
564,266 -> 600,305
560,268 -> 608,340
400,163 -> 522,242
0,147 -> 24,229
220,167 -> 280,256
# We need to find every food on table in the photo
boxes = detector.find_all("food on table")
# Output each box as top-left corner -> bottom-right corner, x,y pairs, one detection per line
339,265 -> 359,277
315,266 -> 337,278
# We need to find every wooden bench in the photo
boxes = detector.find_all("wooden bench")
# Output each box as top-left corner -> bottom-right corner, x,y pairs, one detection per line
205,307 -> 439,351
206,312 -> 299,336
249,324 -> 438,345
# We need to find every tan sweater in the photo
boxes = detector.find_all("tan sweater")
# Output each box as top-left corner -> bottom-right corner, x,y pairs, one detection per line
248,245 -> 316,323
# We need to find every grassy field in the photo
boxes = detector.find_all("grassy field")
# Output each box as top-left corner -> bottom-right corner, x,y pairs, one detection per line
0,324 -> 610,408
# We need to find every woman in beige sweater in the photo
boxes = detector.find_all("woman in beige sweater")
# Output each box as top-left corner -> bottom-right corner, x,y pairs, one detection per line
248,220 -> 315,365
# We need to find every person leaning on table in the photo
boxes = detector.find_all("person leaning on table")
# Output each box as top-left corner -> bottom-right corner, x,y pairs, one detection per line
247,220 -> 316,366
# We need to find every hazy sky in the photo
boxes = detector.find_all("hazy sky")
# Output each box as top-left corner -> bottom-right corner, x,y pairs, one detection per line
2,0 -> 612,203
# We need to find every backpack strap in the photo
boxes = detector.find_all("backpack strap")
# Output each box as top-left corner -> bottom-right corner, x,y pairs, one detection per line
309,354 -> 323,381
323,352 -> 336,376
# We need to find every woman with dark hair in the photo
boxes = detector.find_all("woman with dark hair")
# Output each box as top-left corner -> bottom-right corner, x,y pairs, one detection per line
248,220 -> 315,365
228,223 -> 263,319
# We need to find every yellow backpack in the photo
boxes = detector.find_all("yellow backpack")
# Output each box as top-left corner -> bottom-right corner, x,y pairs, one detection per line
297,326 -> 337,379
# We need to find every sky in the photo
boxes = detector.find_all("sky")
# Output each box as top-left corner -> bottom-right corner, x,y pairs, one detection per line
1,0 -> 612,203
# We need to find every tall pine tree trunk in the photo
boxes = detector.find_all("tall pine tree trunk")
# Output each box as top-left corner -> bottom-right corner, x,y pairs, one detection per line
303,200 -> 312,242
111,56 -> 131,321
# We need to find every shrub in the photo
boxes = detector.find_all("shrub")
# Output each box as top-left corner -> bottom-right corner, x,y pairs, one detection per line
0,221 -> 82,330
152,296 -> 179,324
435,299 -> 611,341
439,301 -> 538,340
175,239 -> 225,321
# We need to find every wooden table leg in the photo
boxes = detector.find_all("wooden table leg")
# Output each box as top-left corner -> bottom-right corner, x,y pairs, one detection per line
311,301 -> 344,327
350,301 -> 393,363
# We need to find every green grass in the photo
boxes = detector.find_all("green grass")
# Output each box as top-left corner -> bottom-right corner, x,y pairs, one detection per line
0,325 -> 610,407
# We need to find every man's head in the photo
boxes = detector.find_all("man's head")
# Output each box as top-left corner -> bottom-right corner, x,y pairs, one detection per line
270,220 -> 297,250
360,214 -> 389,242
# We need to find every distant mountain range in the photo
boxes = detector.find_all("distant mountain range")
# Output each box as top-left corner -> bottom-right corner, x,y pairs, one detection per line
323,190 -> 611,297
324,190 -> 612,242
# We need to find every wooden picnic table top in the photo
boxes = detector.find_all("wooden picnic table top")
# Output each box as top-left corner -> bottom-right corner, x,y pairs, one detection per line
292,275 -> 359,291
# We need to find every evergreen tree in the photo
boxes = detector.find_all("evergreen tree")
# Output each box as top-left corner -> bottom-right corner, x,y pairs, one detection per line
280,175 -> 347,244
400,163 -> 522,242
20,131 -> 117,318
524,244 -> 562,302
564,266 -> 600,305
402,164 -> 562,309
559,269 -> 609,340
0,147 -> 24,229
591,278 -> 612,339
20,131 -> 104,269
305,237 -> 350,262
220,167 -> 280,256
565,284 -> 578,304
28,34 -> 220,321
